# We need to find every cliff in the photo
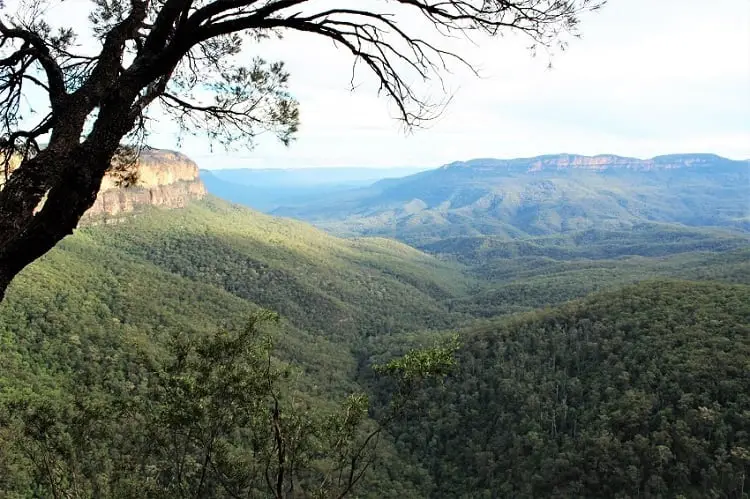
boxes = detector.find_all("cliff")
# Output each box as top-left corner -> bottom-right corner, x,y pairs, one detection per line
83,149 -> 207,222
441,153 -> 740,172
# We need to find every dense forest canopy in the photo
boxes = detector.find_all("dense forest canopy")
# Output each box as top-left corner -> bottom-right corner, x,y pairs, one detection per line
374,281 -> 750,497
1,197 -> 748,497
0,0 -> 745,494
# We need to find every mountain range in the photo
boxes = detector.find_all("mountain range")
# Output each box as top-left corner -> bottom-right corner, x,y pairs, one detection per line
268,153 -> 749,245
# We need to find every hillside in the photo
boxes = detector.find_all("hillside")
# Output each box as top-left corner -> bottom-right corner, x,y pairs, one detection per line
0,197 -> 474,497
423,223 -> 749,264
369,280 -> 750,498
447,225 -> 750,318
273,153 -> 750,245
1,191 -> 748,497
4,197 -> 469,345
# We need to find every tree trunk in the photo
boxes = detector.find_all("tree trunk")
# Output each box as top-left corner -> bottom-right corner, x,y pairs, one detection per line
0,81 -> 141,301
0,269 -> 9,302
0,149 -> 110,299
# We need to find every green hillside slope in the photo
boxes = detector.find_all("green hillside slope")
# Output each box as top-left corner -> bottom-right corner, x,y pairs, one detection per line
0,197 -> 474,497
83,197 -> 468,337
374,280 -> 750,498
1,197 -> 748,497
420,224 -> 749,317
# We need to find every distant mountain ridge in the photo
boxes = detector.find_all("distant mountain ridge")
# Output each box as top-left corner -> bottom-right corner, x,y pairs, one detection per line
273,153 -> 749,245
201,165 -> 429,212
441,153 -> 742,172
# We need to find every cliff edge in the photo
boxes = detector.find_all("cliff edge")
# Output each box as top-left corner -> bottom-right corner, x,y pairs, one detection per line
83,149 -> 207,222
441,153 -> 740,172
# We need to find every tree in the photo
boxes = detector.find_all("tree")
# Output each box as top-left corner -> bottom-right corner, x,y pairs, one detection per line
1,310 -> 461,497
0,0 -> 603,299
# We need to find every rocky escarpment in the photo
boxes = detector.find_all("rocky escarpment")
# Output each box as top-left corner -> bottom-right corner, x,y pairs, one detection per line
442,153 -> 742,172
83,149 -> 206,222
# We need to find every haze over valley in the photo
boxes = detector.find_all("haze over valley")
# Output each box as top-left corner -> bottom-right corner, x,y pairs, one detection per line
206,153 -> 750,244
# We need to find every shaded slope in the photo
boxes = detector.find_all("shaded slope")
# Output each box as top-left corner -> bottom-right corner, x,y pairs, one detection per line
373,280 -> 750,498
85,197 -> 469,339
0,196 -> 471,391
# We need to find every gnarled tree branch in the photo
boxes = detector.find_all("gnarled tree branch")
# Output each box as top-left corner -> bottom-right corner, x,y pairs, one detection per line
0,0 -> 603,300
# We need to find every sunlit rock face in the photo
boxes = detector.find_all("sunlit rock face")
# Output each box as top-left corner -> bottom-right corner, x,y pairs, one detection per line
83,149 -> 207,222
443,153 -> 733,172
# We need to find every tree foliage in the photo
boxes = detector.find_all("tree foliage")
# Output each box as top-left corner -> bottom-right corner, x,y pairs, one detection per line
0,309 -> 459,498
382,281 -> 750,498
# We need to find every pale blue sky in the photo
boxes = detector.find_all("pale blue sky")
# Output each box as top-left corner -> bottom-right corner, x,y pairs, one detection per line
10,0 -> 750,169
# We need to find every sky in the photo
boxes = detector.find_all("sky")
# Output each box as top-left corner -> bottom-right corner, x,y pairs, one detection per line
11,0 -> 750,169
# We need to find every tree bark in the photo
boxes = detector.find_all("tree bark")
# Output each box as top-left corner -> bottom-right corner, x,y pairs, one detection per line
0,149 -> 110,297
0,85 -> 140,300
0,270 -> 9,302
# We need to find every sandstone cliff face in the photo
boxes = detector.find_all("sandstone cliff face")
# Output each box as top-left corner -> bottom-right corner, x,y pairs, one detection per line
443,153 -> 736,172
525,153 -> 725,171
83,149 -> 206,221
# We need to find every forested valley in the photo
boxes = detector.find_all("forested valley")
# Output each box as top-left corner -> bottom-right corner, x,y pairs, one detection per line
1,196 -> 748,498
0,0 -> 747,493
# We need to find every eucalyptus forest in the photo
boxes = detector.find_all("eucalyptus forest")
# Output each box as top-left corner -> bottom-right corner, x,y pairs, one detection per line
0,0 -> 748,496
1,194 -> 748,497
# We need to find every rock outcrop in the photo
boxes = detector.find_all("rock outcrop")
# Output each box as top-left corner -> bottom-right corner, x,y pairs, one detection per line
83,149 -> 206,221
442,153 -> 738,172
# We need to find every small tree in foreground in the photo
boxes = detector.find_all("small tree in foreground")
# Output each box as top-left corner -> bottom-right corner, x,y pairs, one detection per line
0,311 -> 461,497
0,0 -> 604,300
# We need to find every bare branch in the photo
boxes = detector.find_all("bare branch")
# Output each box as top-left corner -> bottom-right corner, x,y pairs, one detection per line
0,20 -> 67,106
0,0 -> 602,299
187,0 -> 602,125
